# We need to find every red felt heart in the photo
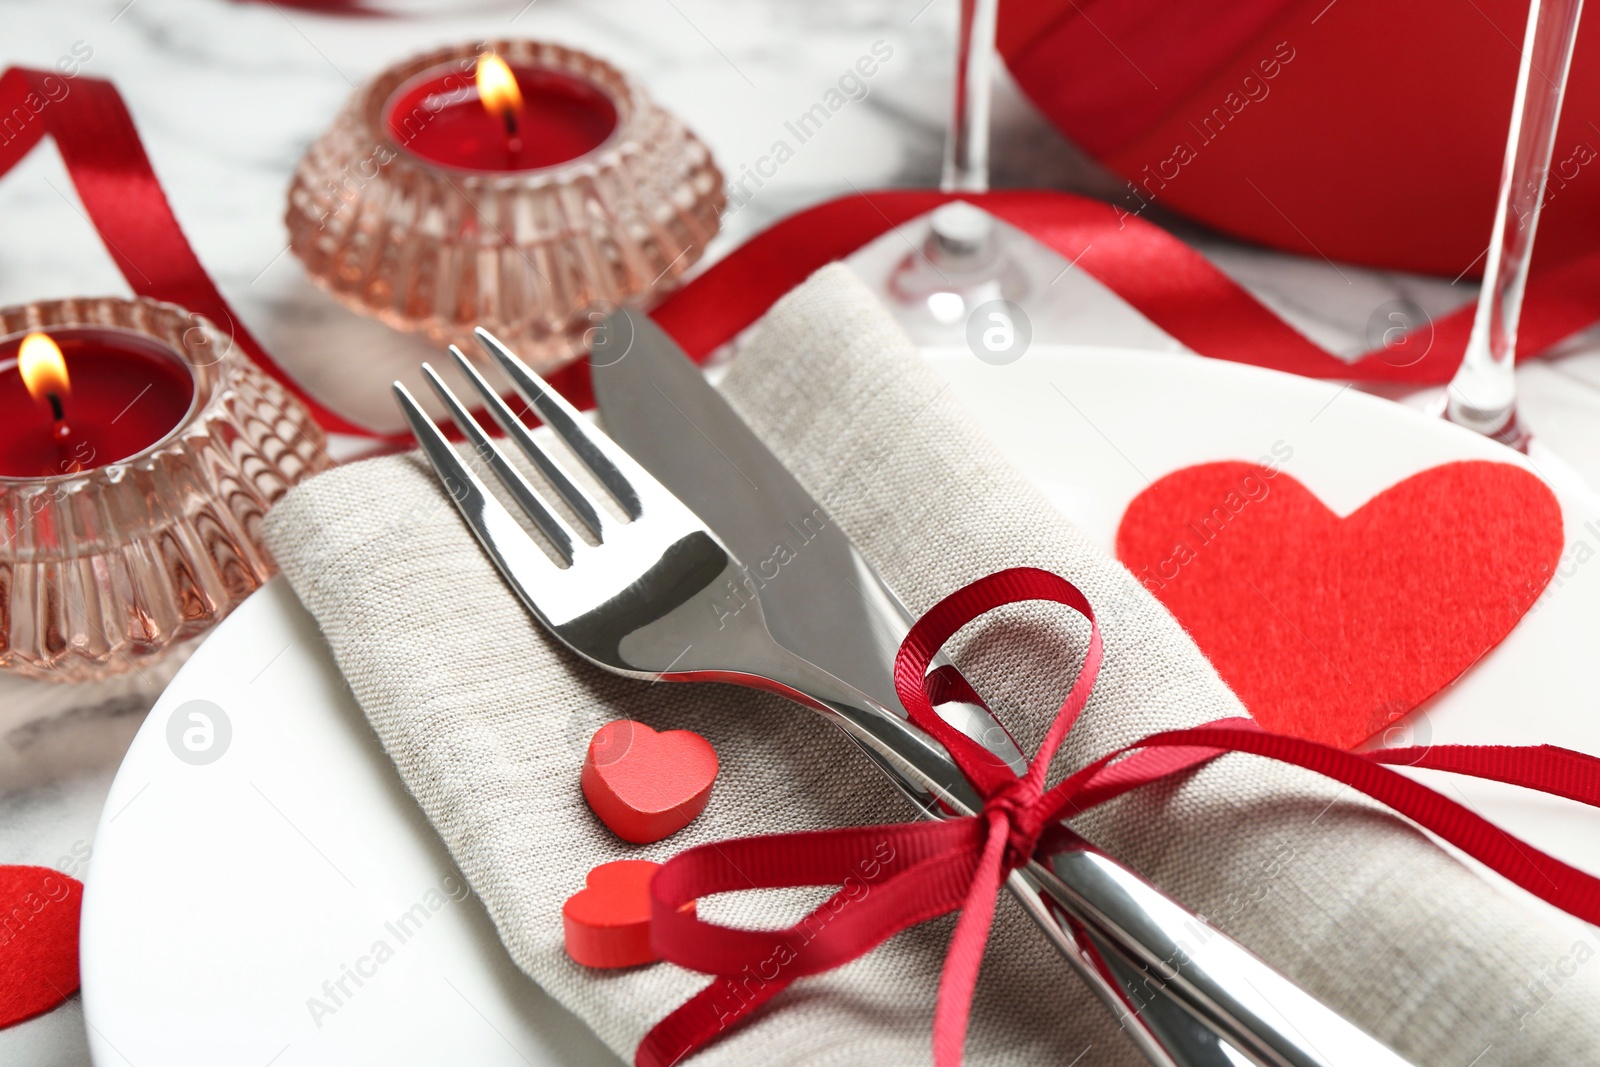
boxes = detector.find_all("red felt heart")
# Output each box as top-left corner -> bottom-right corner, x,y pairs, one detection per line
1116,460 -> 1564,749
581,720 -> 718,845
0,866 -> 83,1029
563,859 -> 689,969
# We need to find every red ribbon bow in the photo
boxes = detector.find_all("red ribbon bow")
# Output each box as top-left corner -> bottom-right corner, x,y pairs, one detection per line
638,567 -> 1600,1067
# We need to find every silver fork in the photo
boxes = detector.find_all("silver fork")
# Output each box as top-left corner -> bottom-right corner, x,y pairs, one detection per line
395,340 -> 968,798
393,330 -> 1414,1067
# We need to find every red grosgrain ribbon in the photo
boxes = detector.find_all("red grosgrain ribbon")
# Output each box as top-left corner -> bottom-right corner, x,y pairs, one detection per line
10,69 -> 1600,433
625,187 -> 1600,414
638,567 -> 1600,1067
0,67 -> 376,436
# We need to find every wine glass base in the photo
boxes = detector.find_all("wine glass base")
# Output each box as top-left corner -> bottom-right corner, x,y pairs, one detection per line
1433,392 -> 1532,453
885,202 -> 1029,345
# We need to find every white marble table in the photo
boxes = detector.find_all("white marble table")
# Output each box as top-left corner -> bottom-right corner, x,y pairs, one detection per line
3,1 -> 1600,1063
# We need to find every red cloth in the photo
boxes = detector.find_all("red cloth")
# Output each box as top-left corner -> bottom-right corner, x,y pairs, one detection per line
1000,0 -> 1600,277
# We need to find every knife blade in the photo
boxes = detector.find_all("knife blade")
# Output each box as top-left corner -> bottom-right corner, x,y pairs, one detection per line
589,309 -> 1411,1067
588,311 -> 1012,753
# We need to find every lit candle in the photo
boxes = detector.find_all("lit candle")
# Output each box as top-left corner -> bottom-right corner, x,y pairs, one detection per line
385,51 -> 619,172
0,329 -> 194,478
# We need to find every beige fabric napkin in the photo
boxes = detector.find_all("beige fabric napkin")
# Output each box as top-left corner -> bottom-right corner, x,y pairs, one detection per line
263,264 -> 1600,1066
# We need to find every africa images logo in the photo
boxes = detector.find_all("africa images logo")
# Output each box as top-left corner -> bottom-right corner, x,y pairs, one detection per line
165,699 -> 232,766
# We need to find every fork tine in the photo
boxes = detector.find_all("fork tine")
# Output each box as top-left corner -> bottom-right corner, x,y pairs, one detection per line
417,363 -> 578,564
392,383 -> 573,604
446,345 -> 607,541
474,327 -> 643,520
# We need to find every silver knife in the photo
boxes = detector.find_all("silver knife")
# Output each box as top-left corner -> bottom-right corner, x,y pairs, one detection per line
590,309 -> 1412,1067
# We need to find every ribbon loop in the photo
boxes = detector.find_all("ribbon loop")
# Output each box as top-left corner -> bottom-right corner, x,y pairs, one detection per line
894,567 -> 1104,801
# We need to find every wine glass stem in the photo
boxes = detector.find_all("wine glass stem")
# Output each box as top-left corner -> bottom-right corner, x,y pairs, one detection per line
943,0 -> 999,194
1447,0 -> 1584,437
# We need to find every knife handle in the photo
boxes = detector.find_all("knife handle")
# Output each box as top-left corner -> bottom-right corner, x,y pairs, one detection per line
1024,830 -> 1413,1067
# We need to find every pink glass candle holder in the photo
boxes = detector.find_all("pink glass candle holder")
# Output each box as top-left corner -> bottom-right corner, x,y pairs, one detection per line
0,297 -> 331,682
285,39 -> 725,370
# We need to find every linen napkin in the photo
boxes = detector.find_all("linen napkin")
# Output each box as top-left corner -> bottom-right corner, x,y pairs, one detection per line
263,264 -> 1600,1066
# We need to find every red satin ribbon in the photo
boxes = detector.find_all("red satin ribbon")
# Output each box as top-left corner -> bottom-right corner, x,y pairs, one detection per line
9,68 -> 1600,440
0,67 -> 372,436
638,568 -> 1600,1067
641,187 -> 1600,390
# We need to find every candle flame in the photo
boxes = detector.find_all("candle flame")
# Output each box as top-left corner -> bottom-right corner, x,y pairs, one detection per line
476,53 -> 523,126
18,332 -> 70,407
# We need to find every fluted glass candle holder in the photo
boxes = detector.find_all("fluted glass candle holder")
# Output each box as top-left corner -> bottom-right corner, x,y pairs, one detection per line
285,39 -> 725,370
0,298 -> 331,682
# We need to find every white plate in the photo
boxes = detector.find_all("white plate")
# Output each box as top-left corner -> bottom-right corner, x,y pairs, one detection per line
81,345 -> 1600,1066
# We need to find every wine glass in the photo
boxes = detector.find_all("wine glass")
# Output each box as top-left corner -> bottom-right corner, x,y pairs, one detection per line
1444,0 -> 1585,449
885,0 -> 1028,343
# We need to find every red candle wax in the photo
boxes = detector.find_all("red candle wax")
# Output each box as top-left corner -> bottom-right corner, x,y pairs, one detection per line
0,328 -> 194,478
386,63 -> 618,172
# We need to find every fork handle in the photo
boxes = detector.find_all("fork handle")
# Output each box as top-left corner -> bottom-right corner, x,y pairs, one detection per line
765,657 -> 1414,1067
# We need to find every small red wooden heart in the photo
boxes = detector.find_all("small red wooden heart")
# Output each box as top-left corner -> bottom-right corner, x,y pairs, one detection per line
0,866 -> 83,1029
582,720 -> 718,844
1116,460 -> 1563,749
563,859 -> 690,968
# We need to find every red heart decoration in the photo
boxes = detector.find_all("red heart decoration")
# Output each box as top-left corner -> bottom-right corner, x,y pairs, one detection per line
581,720 -> 718,844
0,866 -> 83,1029
563,859 -> 689,969
1116,460 -> 1564,749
